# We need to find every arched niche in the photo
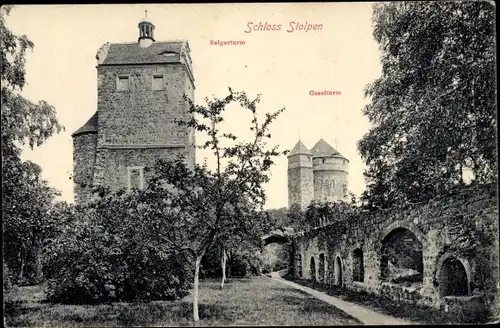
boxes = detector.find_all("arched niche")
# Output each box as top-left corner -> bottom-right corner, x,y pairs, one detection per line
334,255 -> 344,287
319,253 -> 325,283
380,227 -> 424,285
352,248 -> 364,282
435,253 -> 472,298
310,256 -> 316,281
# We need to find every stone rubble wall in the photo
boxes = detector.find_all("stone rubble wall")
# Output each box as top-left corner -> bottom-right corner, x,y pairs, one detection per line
290,183 -> 498,318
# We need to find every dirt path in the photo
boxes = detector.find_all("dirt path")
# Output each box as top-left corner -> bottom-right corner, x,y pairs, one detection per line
270,273 -> 420,325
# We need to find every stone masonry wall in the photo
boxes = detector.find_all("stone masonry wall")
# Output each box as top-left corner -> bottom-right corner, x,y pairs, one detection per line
93,146 -> 193,192
72,133 -> 97,204
93,63 -> 196,188
291,183 -> 498,318
96,64 -> 193,146
288,166 -> 314,210
313,170 -> 348,203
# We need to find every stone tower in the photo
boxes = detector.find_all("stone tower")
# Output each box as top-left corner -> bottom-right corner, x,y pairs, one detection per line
72,14 -> 196,204
287,138 -> 349,209
287,140 -> 314,210
311,138 -> 349,203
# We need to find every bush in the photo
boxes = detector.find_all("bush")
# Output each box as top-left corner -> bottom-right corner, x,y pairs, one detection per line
3,264 -> 14,293
43,190 -> 193,304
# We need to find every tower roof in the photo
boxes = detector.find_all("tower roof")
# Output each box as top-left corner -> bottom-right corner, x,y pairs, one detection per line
288,140 -> 312,157
72,112 -> 98,137
139,17 -> 153,24
311,138 -> 348,160
99,41 -> 185,65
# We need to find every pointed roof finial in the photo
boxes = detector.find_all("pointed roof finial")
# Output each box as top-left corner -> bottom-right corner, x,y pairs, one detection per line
145,9 -> 148,18
298,128 -> 301,141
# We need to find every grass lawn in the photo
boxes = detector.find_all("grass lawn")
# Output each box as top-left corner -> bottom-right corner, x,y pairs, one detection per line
5,276 -> 362,327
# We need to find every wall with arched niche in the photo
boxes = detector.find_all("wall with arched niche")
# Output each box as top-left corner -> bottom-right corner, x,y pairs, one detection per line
291,183 -> 498,318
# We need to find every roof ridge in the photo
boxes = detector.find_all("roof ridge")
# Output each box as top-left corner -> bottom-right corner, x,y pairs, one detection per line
109,40 -> 187,45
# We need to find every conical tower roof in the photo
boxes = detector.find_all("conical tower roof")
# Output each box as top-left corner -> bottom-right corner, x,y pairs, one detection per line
71,112 -> 98,137
288,140 -> 311,157
311,138 -> 348,160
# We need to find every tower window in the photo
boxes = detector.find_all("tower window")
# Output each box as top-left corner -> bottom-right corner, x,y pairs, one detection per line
127,166 -> 144,191
117,75 -> 129,91
152,75 -> 164,91
322,159 -> 325,164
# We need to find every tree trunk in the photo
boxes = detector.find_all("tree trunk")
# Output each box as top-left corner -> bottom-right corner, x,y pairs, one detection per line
18,246 -> 25,281
220,248 -> 227,289
193,256 -> 202,322
32,234 -> 43,282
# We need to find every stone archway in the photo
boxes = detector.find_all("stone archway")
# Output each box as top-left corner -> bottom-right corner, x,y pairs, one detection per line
436,253 -> 472,298
380,227 -> 423,285
334,256 -> 343,287
381,220 -> 427,248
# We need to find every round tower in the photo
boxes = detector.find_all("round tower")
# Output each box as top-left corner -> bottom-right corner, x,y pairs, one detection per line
71,112 -> 98,205
287,140 -> 314,210
311,138 -> 349,203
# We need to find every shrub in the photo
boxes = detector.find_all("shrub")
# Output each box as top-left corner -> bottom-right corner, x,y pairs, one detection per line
43,189 -> 193,304
3,264 -> 14,293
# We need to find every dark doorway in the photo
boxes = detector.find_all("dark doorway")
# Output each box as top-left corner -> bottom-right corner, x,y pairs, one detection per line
352,249 -> 364,282
319,253 -> 325,283
310,257 -> 316,281
297,254 -> 302,277
335,256 -> 343,287
438,257 -> 469,297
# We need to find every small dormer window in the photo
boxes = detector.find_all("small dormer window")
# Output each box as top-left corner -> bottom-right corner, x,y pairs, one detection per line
117,75 -> 129,91
160,51 -> 177,57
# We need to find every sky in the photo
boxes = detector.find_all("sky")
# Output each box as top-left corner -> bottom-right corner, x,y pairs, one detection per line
6,3 -> 382,210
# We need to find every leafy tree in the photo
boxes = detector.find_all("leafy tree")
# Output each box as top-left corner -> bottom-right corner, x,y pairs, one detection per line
266,207 -> 289,228
3,161 -> 61,284
142,88 -> 286,321
286,203 -> 307,231
216,207 -> 272,288
43,188 -> 192,304
304,200 -> 360,228
359,2 -> 496,209
1,5 -> 64,283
